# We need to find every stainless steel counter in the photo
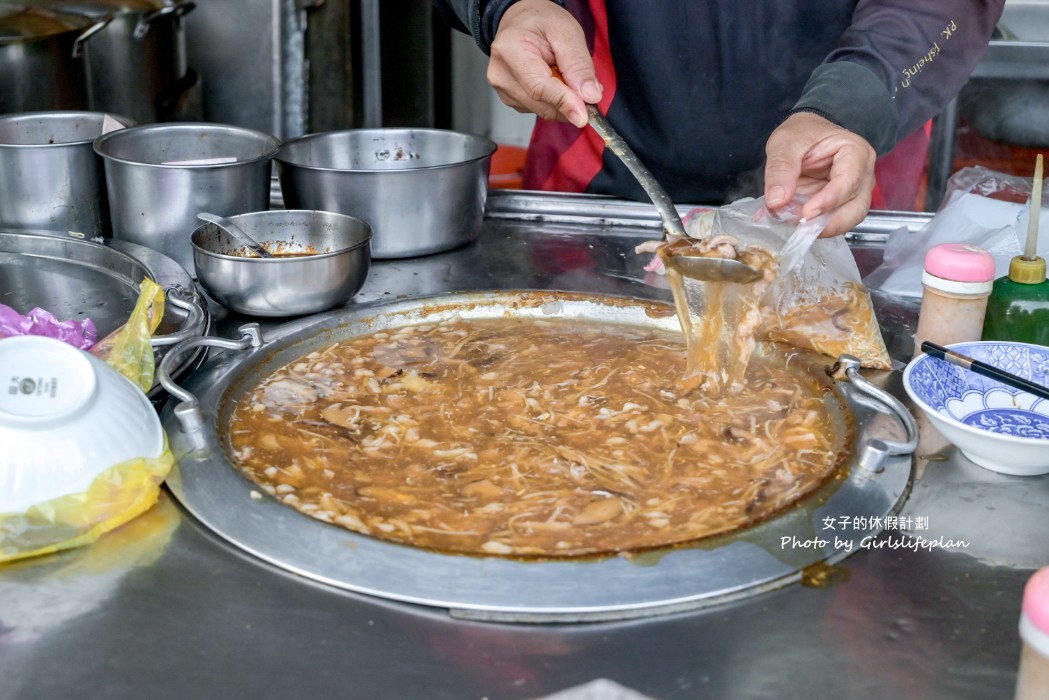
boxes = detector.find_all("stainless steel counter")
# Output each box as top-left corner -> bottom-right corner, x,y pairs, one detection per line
1,192 -> 1046,700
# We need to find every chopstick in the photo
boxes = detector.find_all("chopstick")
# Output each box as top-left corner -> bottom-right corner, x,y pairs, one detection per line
920,341 -> 1049,401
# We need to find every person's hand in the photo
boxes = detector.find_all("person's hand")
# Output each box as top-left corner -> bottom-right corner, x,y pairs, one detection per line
488,0 -> 602,128
763,112 -> 877,238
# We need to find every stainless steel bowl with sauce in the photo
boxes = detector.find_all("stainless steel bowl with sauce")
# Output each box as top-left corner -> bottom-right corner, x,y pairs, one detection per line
191,209 -> 371,317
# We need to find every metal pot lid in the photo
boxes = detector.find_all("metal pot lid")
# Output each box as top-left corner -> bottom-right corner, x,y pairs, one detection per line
161,290 -> 916,622
0,5 -> 93,40
16,0 -> 175,18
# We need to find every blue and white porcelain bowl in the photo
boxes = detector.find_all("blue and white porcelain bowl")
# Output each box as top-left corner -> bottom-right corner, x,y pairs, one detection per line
904,340 -> 1049,476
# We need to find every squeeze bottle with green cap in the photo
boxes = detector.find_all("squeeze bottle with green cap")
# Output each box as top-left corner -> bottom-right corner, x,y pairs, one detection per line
984,153 -> 1049,346
982,255 -> 1049,346
1015,567 -> 1049,700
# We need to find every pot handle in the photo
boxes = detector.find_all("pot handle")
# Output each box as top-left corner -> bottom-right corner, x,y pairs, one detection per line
158,323 -> 264,434
150,286 -> 207,349
72,16 -> 113,57
829,355 -> 918,474
134,1 -> 196,39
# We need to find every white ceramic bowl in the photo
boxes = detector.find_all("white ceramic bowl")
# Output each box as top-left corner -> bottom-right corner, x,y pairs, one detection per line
0,336 -> 166,513
903,340 -> 1049,476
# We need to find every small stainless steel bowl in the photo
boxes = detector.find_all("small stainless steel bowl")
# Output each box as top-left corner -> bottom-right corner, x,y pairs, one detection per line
275,128 -> 496,259
191,209 -> 371,317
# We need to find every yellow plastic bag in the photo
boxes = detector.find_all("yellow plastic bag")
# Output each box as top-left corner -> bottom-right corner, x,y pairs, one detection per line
1,279 -> 174,564
90,278 -> 166,393
0,444 -> 175,564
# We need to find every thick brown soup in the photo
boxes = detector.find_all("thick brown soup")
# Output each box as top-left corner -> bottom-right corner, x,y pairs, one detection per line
229,318 -> 840,557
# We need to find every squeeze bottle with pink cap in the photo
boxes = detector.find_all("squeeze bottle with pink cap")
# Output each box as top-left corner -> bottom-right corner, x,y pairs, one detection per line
913,243 -> 996,357
1015,567 -> 1049,700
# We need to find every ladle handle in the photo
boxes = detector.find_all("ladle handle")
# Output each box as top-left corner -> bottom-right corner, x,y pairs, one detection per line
197,212 -> 273,258
585,105 -> 688,240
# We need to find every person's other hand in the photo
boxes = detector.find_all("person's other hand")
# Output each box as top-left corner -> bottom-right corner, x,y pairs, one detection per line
488,0 -> 602,128
763,112 -> 877,237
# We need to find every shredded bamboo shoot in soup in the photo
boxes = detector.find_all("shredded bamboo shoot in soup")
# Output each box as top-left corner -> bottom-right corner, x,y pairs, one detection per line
229,317 -> 842,557
657,235 -> 778,394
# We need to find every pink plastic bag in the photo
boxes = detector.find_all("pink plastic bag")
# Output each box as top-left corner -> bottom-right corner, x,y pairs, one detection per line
0,304 -> 97,349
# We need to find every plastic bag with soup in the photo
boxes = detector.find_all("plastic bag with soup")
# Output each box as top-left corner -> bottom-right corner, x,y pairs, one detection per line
648,197 -> 890,391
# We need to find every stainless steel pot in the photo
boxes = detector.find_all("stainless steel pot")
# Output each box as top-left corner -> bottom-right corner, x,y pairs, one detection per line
0,5 -> 110,114
21,0 -> 195,124
94,122 -> 281,274
0,110 -> 134,235
275,128 -> 497,259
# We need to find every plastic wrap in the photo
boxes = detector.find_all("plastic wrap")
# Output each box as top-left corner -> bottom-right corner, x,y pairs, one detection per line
864,166 -> 1049,299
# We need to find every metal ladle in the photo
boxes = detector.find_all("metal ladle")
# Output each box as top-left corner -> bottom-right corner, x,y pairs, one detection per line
585,104 -> 762,284
197,212 -> 274,258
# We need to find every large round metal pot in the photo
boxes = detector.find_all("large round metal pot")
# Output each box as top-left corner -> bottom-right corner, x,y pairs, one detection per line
0,110 -> 134,236
94,122 -> 281,275
0,5 -> 109,114
191,209 -> 371,317
21,0 -> 195,124
275,128 -> 497,259
157,290 -> 916,621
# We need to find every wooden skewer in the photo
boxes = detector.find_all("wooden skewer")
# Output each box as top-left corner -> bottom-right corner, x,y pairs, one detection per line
1025,154 -> 1043,261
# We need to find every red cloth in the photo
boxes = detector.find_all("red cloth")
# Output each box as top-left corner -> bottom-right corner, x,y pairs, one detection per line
523,0 -> 612,193
871,121 -> 932,211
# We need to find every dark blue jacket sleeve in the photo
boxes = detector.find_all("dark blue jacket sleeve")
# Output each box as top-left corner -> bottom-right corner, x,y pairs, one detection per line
791,0 -> 1005,154
431,0 -> 481,48
434,0 -> 1004,158
432,0 -> 563,53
